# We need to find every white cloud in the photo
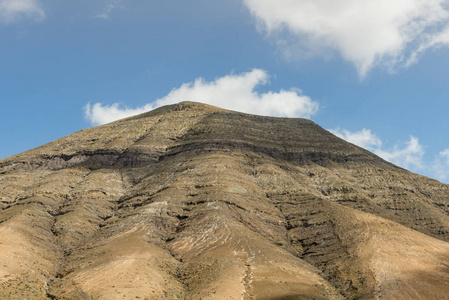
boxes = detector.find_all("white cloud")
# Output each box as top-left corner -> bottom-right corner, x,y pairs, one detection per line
432,149 -> 449,181
330,128 -> 382,150
243,0 -> 449,77
374,137 -> 425,170
440,149 -> 449,164
84,69 -> 319,125
84,102 -> 155,126
331,128 -> 424,170
95,0 -> 122,20
407,25 -> 449,66
0,0 -> 45,23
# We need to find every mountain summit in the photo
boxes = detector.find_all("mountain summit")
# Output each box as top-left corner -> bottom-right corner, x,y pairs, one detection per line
1,101 -> 449,299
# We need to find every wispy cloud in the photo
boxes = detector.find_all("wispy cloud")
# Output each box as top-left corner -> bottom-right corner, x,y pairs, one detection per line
84,69 -> 319,125
0,0 -> 45,23
243,0 -> 449,77
440,149 -> 449,165
375,137 -> 425,170
330,128 -> 424,170
329,128 -> 382,150
330,128 -> 449,183
94,0 -> 122,20
432,149 -> 449,181
84,102 -> 155,126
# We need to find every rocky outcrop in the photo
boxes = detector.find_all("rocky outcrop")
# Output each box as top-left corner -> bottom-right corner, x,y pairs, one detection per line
1,101 -> 449,299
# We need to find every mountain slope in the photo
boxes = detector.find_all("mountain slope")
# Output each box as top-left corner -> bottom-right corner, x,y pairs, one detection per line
1,101 -> 449,299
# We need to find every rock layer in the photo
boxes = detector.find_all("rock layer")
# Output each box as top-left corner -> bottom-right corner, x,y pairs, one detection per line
1,101 -> 449,299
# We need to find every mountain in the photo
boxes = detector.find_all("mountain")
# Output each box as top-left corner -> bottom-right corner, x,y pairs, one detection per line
1,101 -> 449,299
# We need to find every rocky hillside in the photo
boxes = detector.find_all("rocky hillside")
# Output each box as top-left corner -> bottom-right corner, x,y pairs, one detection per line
1,101 -> 449,299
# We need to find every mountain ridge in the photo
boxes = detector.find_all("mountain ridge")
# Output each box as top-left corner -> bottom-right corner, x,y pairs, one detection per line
1,102 -> 395,172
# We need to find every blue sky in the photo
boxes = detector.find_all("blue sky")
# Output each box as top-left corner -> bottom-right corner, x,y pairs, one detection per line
1,0 -> 449,183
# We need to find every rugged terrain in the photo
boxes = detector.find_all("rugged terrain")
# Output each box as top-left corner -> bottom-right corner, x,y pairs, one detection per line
1,101 -> 449,299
